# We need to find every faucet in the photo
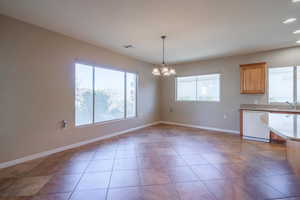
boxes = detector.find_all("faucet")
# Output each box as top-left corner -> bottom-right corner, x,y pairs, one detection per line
285,101 -> 297,110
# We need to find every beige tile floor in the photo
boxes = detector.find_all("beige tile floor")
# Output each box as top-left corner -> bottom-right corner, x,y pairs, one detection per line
0,124 -> 300,200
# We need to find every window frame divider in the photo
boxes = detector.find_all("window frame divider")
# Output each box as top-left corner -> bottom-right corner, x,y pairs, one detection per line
92,66 -> 96,124
124,72 -> 127,119
195,77 -> 198,101
134,74 -> 138,118
293,66 -> 297,104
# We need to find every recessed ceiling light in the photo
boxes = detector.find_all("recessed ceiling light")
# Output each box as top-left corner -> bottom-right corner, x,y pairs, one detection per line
294,30 -> 300,34
283,18 -> 297,24
297,40 -> 300,44
292,0 -> 300,2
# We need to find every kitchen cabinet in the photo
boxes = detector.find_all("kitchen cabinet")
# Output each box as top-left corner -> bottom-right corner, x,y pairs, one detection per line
240,62 -> 266,94
243,111 -> 270,142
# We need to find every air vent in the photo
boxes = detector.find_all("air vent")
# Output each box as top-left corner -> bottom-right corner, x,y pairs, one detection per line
123,45 -> 133,49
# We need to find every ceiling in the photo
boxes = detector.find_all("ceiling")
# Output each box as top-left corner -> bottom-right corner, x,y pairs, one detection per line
0,0 -> 299,64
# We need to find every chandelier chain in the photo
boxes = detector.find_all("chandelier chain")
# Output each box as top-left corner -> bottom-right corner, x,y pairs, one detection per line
162,36 -> 165,64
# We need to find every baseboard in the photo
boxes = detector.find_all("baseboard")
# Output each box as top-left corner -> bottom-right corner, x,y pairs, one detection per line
243,136 -> 270,143
159,121 -> 240,135
0,121 -> 160,169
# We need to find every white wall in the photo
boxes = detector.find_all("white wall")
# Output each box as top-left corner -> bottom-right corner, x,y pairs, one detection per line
160,47 -> 300,132
0,15 -> 160,163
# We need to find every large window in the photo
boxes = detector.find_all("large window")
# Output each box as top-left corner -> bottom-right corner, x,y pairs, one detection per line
75,63 -> 137,126
268,66 -> 300,103
176,74 -> 220,102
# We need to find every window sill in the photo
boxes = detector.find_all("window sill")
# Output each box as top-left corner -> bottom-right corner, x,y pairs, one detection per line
175,100 -> 220,103
268,102 -> 300,105
75,116 -> 138,128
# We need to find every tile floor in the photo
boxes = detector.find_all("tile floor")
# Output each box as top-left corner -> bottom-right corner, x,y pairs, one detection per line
0,124 -> 300,200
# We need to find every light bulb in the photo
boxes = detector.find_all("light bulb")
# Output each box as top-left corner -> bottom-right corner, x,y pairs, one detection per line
163,71 -> 170,76
152,68 -> 159,73
161,67 -> 169,73
152,68 -> 161,76
170,69 -> 176,75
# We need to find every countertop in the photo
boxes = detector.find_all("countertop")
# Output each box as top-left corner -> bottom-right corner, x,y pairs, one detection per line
240,104 -> 300,141
241,107 -> 300,113
240,104 -> 300,113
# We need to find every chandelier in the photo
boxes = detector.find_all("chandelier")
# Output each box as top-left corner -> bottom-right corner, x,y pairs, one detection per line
152,35 -> 176,76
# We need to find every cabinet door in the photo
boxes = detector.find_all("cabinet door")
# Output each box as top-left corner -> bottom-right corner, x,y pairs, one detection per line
240,63 -> 266,94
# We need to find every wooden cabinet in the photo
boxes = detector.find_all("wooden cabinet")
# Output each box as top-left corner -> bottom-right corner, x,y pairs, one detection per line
270,131 -> 286,143
240,62 -> 266,94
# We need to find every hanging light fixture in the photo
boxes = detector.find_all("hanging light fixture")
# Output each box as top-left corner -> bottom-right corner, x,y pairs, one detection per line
152,35 -> 176,76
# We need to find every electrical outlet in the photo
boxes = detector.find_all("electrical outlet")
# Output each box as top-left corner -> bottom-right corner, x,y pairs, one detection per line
224,114 -> 227,119
62,120 -> 68,129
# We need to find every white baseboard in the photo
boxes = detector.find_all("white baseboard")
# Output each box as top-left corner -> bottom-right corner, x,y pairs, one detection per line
159,121 -> 240,135
0,121 -> 160,169
243,136 -> 270,143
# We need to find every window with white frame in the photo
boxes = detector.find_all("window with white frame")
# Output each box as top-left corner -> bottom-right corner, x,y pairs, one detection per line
297,67 -> 300,103
176,74 -> 220,101
268,66 -> 300,103
75,63 -> 137,126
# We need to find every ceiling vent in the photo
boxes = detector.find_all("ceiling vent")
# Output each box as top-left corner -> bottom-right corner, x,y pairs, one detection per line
123,45 -> 133,49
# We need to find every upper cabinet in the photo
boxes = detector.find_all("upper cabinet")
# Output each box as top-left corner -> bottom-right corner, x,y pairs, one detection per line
240,62 -> 266,94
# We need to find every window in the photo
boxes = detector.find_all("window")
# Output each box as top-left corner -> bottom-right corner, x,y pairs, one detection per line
75,63 -> 137,126
176,74 -> 220,102
269,67 -> 293,103
197,74 -> 220,101
176,76 -> 197,101
268,66 -> 300,103
94,68 -> 125,123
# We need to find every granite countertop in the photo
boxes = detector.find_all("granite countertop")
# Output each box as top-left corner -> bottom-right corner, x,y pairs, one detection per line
240,104 -> 300,113
267,113 -> 300,141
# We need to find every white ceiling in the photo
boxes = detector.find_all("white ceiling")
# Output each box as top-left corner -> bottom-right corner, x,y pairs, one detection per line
0,0 -> 300,64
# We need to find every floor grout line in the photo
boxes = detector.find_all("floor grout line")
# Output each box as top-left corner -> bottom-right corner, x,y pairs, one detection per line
67,151 -> 97,200
0,125 -> 297,200
173,144 -> 218,200
104,138 -> 121,200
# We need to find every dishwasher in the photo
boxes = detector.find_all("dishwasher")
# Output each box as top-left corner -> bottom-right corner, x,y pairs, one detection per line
243,111 -> 270,142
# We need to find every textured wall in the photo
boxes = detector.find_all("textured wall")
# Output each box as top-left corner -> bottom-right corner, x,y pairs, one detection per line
0,15 -> 160,163
160,46 -> 300,132
1,14 -> 300,164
